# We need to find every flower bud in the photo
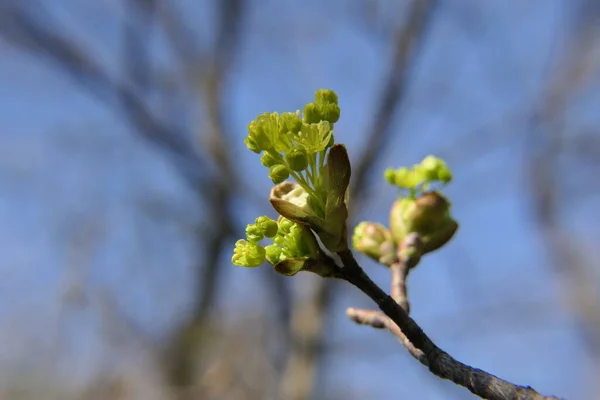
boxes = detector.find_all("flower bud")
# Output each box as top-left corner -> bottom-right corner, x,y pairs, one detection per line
352,222 -> 394,262
265,244 -> 283,265
303,103 -> 321,124
278,216 -> 295,233
420,155 -> 451,183
320,103 -> 340,123
261,151 -> 282,168
248,119 -> 273,152
411,192 -> 450,233
280,112 -> 303,135
244,136 -> 261,154
245,224 -> 264,243
389,192 -> 456,253
285,148 -> 308,172
269,164 -> 290,184
384,168 -> 396,185
232,239 -> 266,267
255,216 -> 278,238
315,89 -> 339,105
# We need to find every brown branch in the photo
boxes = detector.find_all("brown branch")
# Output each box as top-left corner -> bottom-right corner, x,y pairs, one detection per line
336,250 -> 561,400
390,262 -> 410,312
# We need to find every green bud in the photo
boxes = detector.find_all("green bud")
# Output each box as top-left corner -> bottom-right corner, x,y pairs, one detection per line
261,151 -> 282,168
280,112 -> 303,135
384,168 -> 396,184
278,217 -> 294,233
315,89 -> 339,105
269,164 -> 290,184
285,148 -> 308,172
232,239 -> 266,267
265,244 -> 283,265
319,103 -> 340,123
437,166 -> 452,183
244,136 -> 261,154
245,224 -> 264,243
420,155 -> 451,183
255,216 -> 278,238
394,167 -> 420,189
352,222 -> 395,262
303,103 -> 321,124
247,119 -> 273,152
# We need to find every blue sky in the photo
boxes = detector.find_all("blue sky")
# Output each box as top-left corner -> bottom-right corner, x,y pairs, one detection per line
0,1 -> 597,399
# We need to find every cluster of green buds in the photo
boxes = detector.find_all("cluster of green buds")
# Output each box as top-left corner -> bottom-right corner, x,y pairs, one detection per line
232,216 -> 333,277
243,89 -> 351,253
244,89 -> 340,187
384,155 -> 452,197
353,155 -> 458,267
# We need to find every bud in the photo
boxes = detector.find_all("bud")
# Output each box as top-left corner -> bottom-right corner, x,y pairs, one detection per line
255,216 -> 278,238
285,148 -> 308,172
265,244 -> 283,265
315,89 -> 339,105
420,155 -> 451,183
384,168 -> 396,184
248,119 -> 273,152
411,192 -> 450,233
232,239 -> 266,267
245,224 -> 264,243
280,112 -> 303,135
320,103 -> 340,123
389,192 -> 456,253
303,103 -> 321,124
244,136 -> 261,154
261,151 -> 282,168
352,222 -> 394,262
269,164 -> 290,184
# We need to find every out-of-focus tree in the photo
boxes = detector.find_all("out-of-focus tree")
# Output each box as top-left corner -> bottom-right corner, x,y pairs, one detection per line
0,0 -> 598,399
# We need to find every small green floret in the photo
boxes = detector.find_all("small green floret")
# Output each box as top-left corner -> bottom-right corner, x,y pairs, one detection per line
285,148 -> 308,172
385,155 -> 452,196
255,216 -> 278,238
232,239 -> 266,267
269,164 -> 290,184
245,224 -> 264,243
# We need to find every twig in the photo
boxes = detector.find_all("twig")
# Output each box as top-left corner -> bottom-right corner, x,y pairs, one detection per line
390,262 -> 410,312
336,250 -> 561,400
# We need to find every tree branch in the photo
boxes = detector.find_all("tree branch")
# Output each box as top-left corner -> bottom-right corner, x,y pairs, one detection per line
336,250 -> 561,400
